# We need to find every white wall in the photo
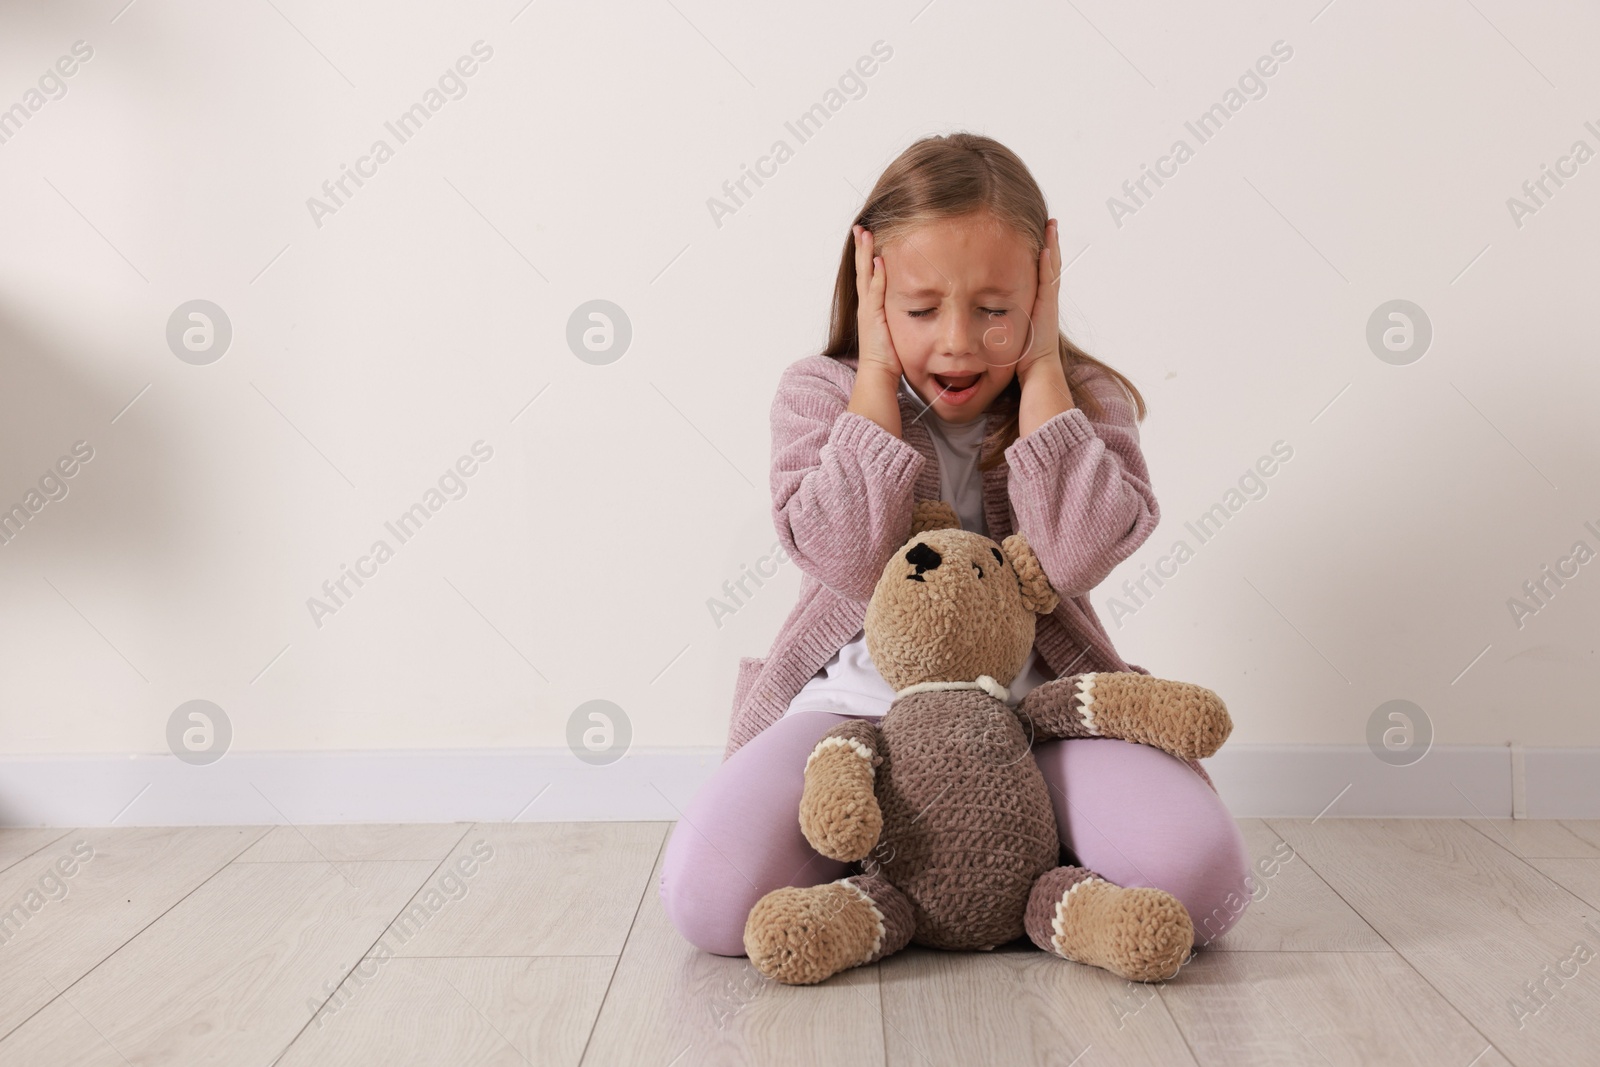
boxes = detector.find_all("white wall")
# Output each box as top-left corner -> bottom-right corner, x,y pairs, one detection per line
2,0 -> 1597,781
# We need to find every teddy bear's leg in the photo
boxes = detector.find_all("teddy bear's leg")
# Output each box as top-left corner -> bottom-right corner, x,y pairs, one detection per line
1023,866 -> 1193,983
743,871 -> 916,986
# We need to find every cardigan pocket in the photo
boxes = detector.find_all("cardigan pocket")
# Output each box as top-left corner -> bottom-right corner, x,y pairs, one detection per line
732,655 -> 766,714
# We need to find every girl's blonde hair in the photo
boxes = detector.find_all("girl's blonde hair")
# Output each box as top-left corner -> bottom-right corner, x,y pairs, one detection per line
823,131 -> 1147,471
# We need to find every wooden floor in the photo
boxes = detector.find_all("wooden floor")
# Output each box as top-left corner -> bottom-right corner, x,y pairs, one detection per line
1,819 -> 1598,1065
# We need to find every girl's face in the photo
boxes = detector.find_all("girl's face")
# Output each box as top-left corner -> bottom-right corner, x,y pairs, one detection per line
879,211 -> 1040,425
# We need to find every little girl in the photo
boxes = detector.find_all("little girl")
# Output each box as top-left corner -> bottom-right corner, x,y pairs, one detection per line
660,132 -> 1251,972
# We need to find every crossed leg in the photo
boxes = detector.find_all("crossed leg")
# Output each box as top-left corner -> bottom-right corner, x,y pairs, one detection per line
660,717 -> 1254,964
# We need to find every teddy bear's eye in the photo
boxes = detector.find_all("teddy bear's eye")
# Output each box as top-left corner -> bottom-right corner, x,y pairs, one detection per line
990,547 -> 1004,566
971,561 -> 984,579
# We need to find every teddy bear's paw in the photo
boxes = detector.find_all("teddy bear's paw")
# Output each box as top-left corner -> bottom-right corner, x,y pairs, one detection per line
798,764 -> 883,862
743,881 -> 886,985
800,794 -> 882,862
1083,674 -> 1233,761
1035,875 -> 1194,983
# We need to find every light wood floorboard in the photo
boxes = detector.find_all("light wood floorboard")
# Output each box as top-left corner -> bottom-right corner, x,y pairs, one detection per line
382,821 -> 666,958
879,943 -> 1196,1066
0,827 -> 72,874
279,956 -> 615,1067
236,822 -> 474,864
274,821 -> 654,1066
581,834 -> 886,1066
1524,858 -> 1600,911
1267,817 -> 1600,1066
1205,819 -> 1388,952
0,826 -> 265,1039
1555,820 -> 1600,852
0,859 -> 438,1065
1158,951 -> 1513,1066
2,819 -> 1599,1065
1463,818 -> 1600,858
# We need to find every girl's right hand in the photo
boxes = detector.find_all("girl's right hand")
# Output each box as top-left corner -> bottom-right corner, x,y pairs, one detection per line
853,224 -> 904,380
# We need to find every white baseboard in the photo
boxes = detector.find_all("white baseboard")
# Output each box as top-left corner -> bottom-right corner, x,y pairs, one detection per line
0,744 -> 1595,826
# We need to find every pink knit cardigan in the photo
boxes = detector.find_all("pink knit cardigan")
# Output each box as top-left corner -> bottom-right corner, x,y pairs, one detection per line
726,352 -> 1216,791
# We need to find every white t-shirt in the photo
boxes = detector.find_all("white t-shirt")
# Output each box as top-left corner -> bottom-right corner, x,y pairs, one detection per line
784,376 -> 1055,718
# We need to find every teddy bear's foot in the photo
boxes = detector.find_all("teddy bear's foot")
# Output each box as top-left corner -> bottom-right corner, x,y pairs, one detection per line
1024,866 -> 1193,983
743,873 -> 915,986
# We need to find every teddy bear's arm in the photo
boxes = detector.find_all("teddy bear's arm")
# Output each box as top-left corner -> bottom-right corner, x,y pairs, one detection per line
799,719 -> 884,863
1016,673 -> 1232,761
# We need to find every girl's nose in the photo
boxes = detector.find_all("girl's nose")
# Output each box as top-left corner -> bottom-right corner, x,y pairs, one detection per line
941,313 -> 976,357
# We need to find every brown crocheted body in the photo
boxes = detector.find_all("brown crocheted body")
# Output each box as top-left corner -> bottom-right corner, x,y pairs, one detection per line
874,688 -> 1061,950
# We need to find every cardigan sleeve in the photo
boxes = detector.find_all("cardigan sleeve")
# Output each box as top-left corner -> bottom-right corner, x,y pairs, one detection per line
1003,370 -> 1160,600
770,360 -> 925,603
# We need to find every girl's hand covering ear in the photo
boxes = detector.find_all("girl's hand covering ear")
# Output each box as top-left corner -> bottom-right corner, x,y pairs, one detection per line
853,224 -> 904,379
1017,218 -> 1063,386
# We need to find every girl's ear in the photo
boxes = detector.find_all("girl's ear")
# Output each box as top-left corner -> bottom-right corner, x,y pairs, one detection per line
1001,532 -> 1061,615
909,499 -> 961,536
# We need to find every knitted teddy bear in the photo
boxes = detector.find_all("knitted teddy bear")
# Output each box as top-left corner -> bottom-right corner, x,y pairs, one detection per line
742,500 -> 1232,985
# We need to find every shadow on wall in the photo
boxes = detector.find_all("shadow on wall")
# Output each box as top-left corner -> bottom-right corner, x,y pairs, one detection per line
0,297 -> 180,582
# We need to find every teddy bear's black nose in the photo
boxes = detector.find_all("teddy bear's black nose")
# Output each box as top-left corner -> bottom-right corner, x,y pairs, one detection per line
905,542 -> 941,582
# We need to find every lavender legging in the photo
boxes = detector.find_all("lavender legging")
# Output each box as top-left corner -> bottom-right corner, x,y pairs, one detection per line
660,710 -> 1252,957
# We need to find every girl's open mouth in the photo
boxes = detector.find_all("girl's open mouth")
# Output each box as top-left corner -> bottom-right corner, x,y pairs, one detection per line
932,372 -> 983,404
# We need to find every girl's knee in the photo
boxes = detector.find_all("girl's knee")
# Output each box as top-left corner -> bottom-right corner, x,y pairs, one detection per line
658,824 -> 753,957
1132,783 -> 1254,940
1038,738 -> 1253,940
657,813 -> 848,957
660,882 -> 750,957
1162,811 -> 1253,946
657,712 -> 863,957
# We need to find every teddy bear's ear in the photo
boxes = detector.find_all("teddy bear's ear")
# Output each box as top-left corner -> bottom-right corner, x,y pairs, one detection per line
1001,532 -> 1061,615
909,499 -> 961,536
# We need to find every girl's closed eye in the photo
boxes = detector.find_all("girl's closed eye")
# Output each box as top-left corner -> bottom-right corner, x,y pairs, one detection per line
906,307 -> 1009,319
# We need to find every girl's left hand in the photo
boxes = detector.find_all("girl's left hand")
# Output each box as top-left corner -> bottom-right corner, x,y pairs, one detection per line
1017,218 -> 1063,384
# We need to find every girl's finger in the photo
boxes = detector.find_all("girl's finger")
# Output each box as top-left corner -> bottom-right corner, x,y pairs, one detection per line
1042,220 -> 1059,289
853,225 -> 866,294
856,228 -> 876,300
